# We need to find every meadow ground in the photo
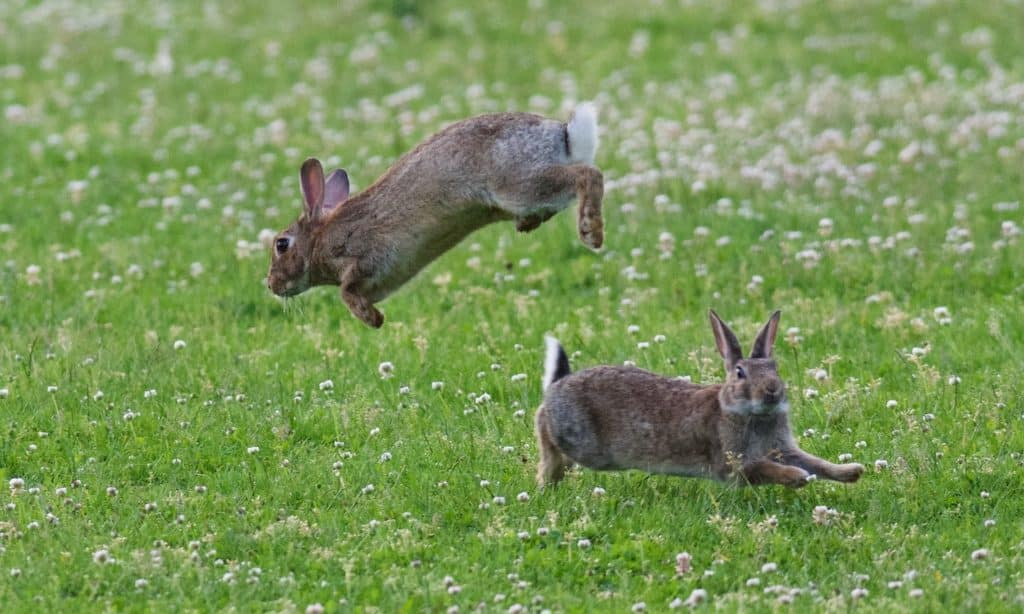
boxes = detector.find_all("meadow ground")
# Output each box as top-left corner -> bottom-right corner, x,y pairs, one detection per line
1,0 -> 1023,611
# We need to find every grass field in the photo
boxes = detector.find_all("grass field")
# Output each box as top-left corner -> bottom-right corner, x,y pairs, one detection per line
2,0 -> 1024,610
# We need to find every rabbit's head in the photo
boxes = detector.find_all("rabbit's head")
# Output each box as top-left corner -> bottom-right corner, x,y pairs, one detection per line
267,158 -> 350,297
709,310 -> 787,416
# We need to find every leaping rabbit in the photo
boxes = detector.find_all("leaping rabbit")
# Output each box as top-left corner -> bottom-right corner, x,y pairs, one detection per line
267,103 -> 604,327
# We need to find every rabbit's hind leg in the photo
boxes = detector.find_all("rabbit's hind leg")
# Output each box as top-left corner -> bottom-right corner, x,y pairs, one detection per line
572,165 -> 604,250
535,406 -> 571,486
495,164 -> 604,249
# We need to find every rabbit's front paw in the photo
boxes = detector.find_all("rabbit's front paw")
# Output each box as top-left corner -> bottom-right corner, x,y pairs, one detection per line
786,468 -> 813,488
836,463 -> 865,483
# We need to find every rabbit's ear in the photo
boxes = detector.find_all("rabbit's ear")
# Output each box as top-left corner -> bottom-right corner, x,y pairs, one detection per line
323,169 -> 350,213
709,310 -> 743,367
750,311 -> 781,358
300,158 -> 326,220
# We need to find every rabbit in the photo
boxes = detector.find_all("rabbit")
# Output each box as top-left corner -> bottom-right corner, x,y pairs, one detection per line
266,103 -> 604,328
534,310 -> 865,488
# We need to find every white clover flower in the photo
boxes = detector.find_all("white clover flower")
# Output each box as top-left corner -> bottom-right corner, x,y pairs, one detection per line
804,388 -> 819,399
761,562 -> 777,573
886,399 -> 898,408
675,552 -> 692,575
144,389 -> 157,399
947,375 -> 961,385
681,588 -> 708,607
378,361 -> 394,378
25,264 -> 42,285
517,531 -> 530,541
874,459 -> 889,471
909,588 -> 924,598
971,548 -> 989,560
0,388 -> 8,398
627,324 -> 640,334
746,577 -> 761,587
431,381 -> 444,390
516,492 -> 529,502
654,334 -> 666,343
246,446 -> 259,454
592,487 -> 606,497
379,452 -> 392,462
492,496 -> 506,505
398,386 -> 410,395
319,379 -> 334,391
92,548 -> 112,564
576,538 -> 591,549
631,602 -> 646,612
106,486 -> 118,497
851,587 -> 868,599
537,527 -> 549,536
812,505 -> 838,525
9,477 -> 24,491
984,519 -> 996,528
305,604 -> 325,614
510,373 -> 527,382
361,484 -> 375,495
369,427 -> 380,436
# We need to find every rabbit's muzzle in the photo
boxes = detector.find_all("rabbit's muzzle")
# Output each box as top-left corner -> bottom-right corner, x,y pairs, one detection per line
266,272 -> 309,297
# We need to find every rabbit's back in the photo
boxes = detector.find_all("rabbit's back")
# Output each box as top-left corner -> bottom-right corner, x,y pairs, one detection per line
397,113 -> 570,195
543,366 -> 726,476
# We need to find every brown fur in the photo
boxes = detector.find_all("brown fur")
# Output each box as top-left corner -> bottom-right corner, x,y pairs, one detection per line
266,108 -> 604,327
535,311 -> 865,488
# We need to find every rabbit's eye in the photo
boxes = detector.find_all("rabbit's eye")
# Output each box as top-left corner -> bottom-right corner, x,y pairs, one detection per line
275,237 -> 290,254
735,365 -> 746,379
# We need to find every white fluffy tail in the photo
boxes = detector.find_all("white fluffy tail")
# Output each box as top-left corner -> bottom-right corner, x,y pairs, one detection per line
567,102 -> 598,165
543,336 -> 572,392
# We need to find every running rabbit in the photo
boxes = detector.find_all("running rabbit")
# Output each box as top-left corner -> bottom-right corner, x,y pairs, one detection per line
266,103 -> 604,327
535,310 -> 865,487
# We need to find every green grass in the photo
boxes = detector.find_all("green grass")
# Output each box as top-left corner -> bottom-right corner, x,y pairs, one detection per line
2,0 -> 1024,610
